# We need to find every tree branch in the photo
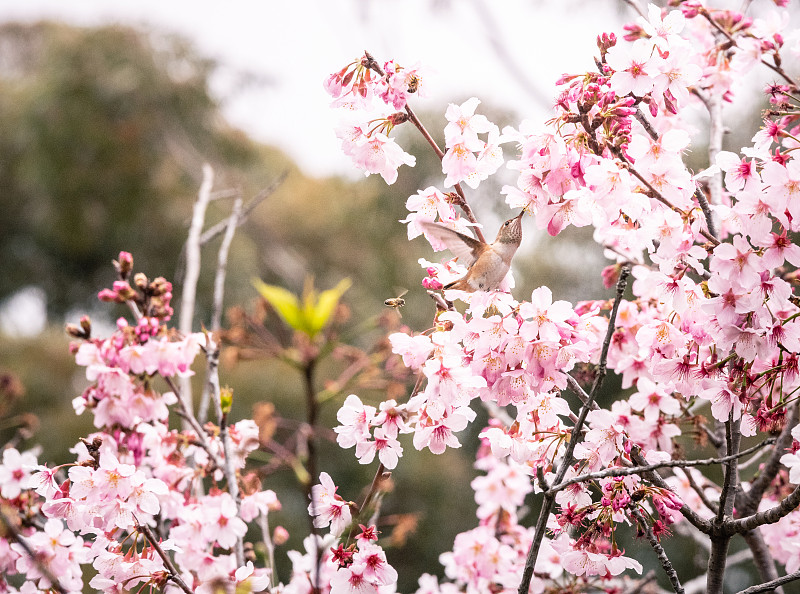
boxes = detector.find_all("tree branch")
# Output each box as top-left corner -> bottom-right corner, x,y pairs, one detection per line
518,265 -> 630,594
137,521 -> 194,594
632,507 -> 684,593
199,171 -> 288,247
737,568 -> 800,594
178,163 -> 215,421
0,507 -> 68,594
549,438 -> 775,494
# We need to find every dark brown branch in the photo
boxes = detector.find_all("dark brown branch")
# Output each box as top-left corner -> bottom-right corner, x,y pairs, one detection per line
707,415 -> 742,594
629,447 -> 713,533
138,522 -> 194,594
632,507 -> 684,593
518,265 -> 630,594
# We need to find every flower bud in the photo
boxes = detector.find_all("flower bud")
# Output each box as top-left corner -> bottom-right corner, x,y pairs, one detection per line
115,251 -> 133,279
134,273 -> 148,292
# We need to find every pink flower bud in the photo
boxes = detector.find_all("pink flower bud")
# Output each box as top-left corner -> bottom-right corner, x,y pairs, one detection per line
273,526 -> 289,545
422,277 -> 443,290
98,288 -> 117,302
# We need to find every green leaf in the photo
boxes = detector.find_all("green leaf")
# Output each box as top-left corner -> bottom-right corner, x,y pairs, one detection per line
252,279 -> 302,331
307,278 -> 351,336
253,277 -> 351,338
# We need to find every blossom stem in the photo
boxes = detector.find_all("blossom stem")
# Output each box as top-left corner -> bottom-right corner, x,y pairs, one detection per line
346,463 -> 389,544
701,11 -> 799,88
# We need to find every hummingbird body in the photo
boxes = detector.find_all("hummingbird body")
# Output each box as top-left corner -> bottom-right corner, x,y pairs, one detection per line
420,211 -> 524,292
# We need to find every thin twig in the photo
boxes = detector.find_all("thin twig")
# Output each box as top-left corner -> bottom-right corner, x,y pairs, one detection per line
164,375 -> 225,471
634,108 -> 658,141
199,196 -> 243,424
566,374 -> 600,410
622,0 -> 647,19
258,512 -> 277,591
362,51 -> 487,244
199,172 -> 288,247
737,568 -> 800,594
347,463 -> 389,543
703,90 -> 723,239
211,197 -> 242,332
549,437 -> 775,494
518,265 -> 630,594
0,507 -> 68,594
137,521 -> 194,594
629,446 -> 713,533
678,467 -> 719,515
632,507 -> 684,593
207,333 -> 245,567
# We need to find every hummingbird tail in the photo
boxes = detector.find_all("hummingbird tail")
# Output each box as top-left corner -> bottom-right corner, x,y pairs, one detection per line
443,277 -> 473,292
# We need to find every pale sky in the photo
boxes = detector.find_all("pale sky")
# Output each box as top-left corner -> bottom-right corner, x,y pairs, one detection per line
0,0 -> 622,178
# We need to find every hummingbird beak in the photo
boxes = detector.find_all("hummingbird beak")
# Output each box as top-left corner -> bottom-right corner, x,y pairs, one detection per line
515,209 -> 526,219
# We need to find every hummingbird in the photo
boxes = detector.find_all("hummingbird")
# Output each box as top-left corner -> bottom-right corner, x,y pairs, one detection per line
419,211 -> 525,292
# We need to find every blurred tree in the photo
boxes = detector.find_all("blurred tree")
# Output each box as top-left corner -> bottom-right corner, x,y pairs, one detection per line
0,21 -> 266,316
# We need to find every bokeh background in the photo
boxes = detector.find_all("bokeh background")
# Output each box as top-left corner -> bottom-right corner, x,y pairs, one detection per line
1,1 -> 797,591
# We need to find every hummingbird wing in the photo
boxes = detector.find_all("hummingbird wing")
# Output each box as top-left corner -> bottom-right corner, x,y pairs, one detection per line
419,222 -> 484,266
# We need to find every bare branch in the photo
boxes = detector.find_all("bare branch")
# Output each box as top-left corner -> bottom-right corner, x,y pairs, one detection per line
207,333 -> 245,567
707,415 -> 742,594
737,568 -> 800,594
634,108 -> 659,141
549,438 -> 775,494
199,196 -> 243,424
727,484 -> 800,535
631,507 -> 684,593
178,163 -> 215,419
199,171 -> 288,247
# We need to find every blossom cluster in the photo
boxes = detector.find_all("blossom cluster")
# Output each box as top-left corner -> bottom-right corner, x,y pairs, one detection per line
322,1 -> 800,592
1,255 -> 278,593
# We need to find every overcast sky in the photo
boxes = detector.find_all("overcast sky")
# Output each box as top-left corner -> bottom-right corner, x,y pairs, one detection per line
0,0 -> 622,178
